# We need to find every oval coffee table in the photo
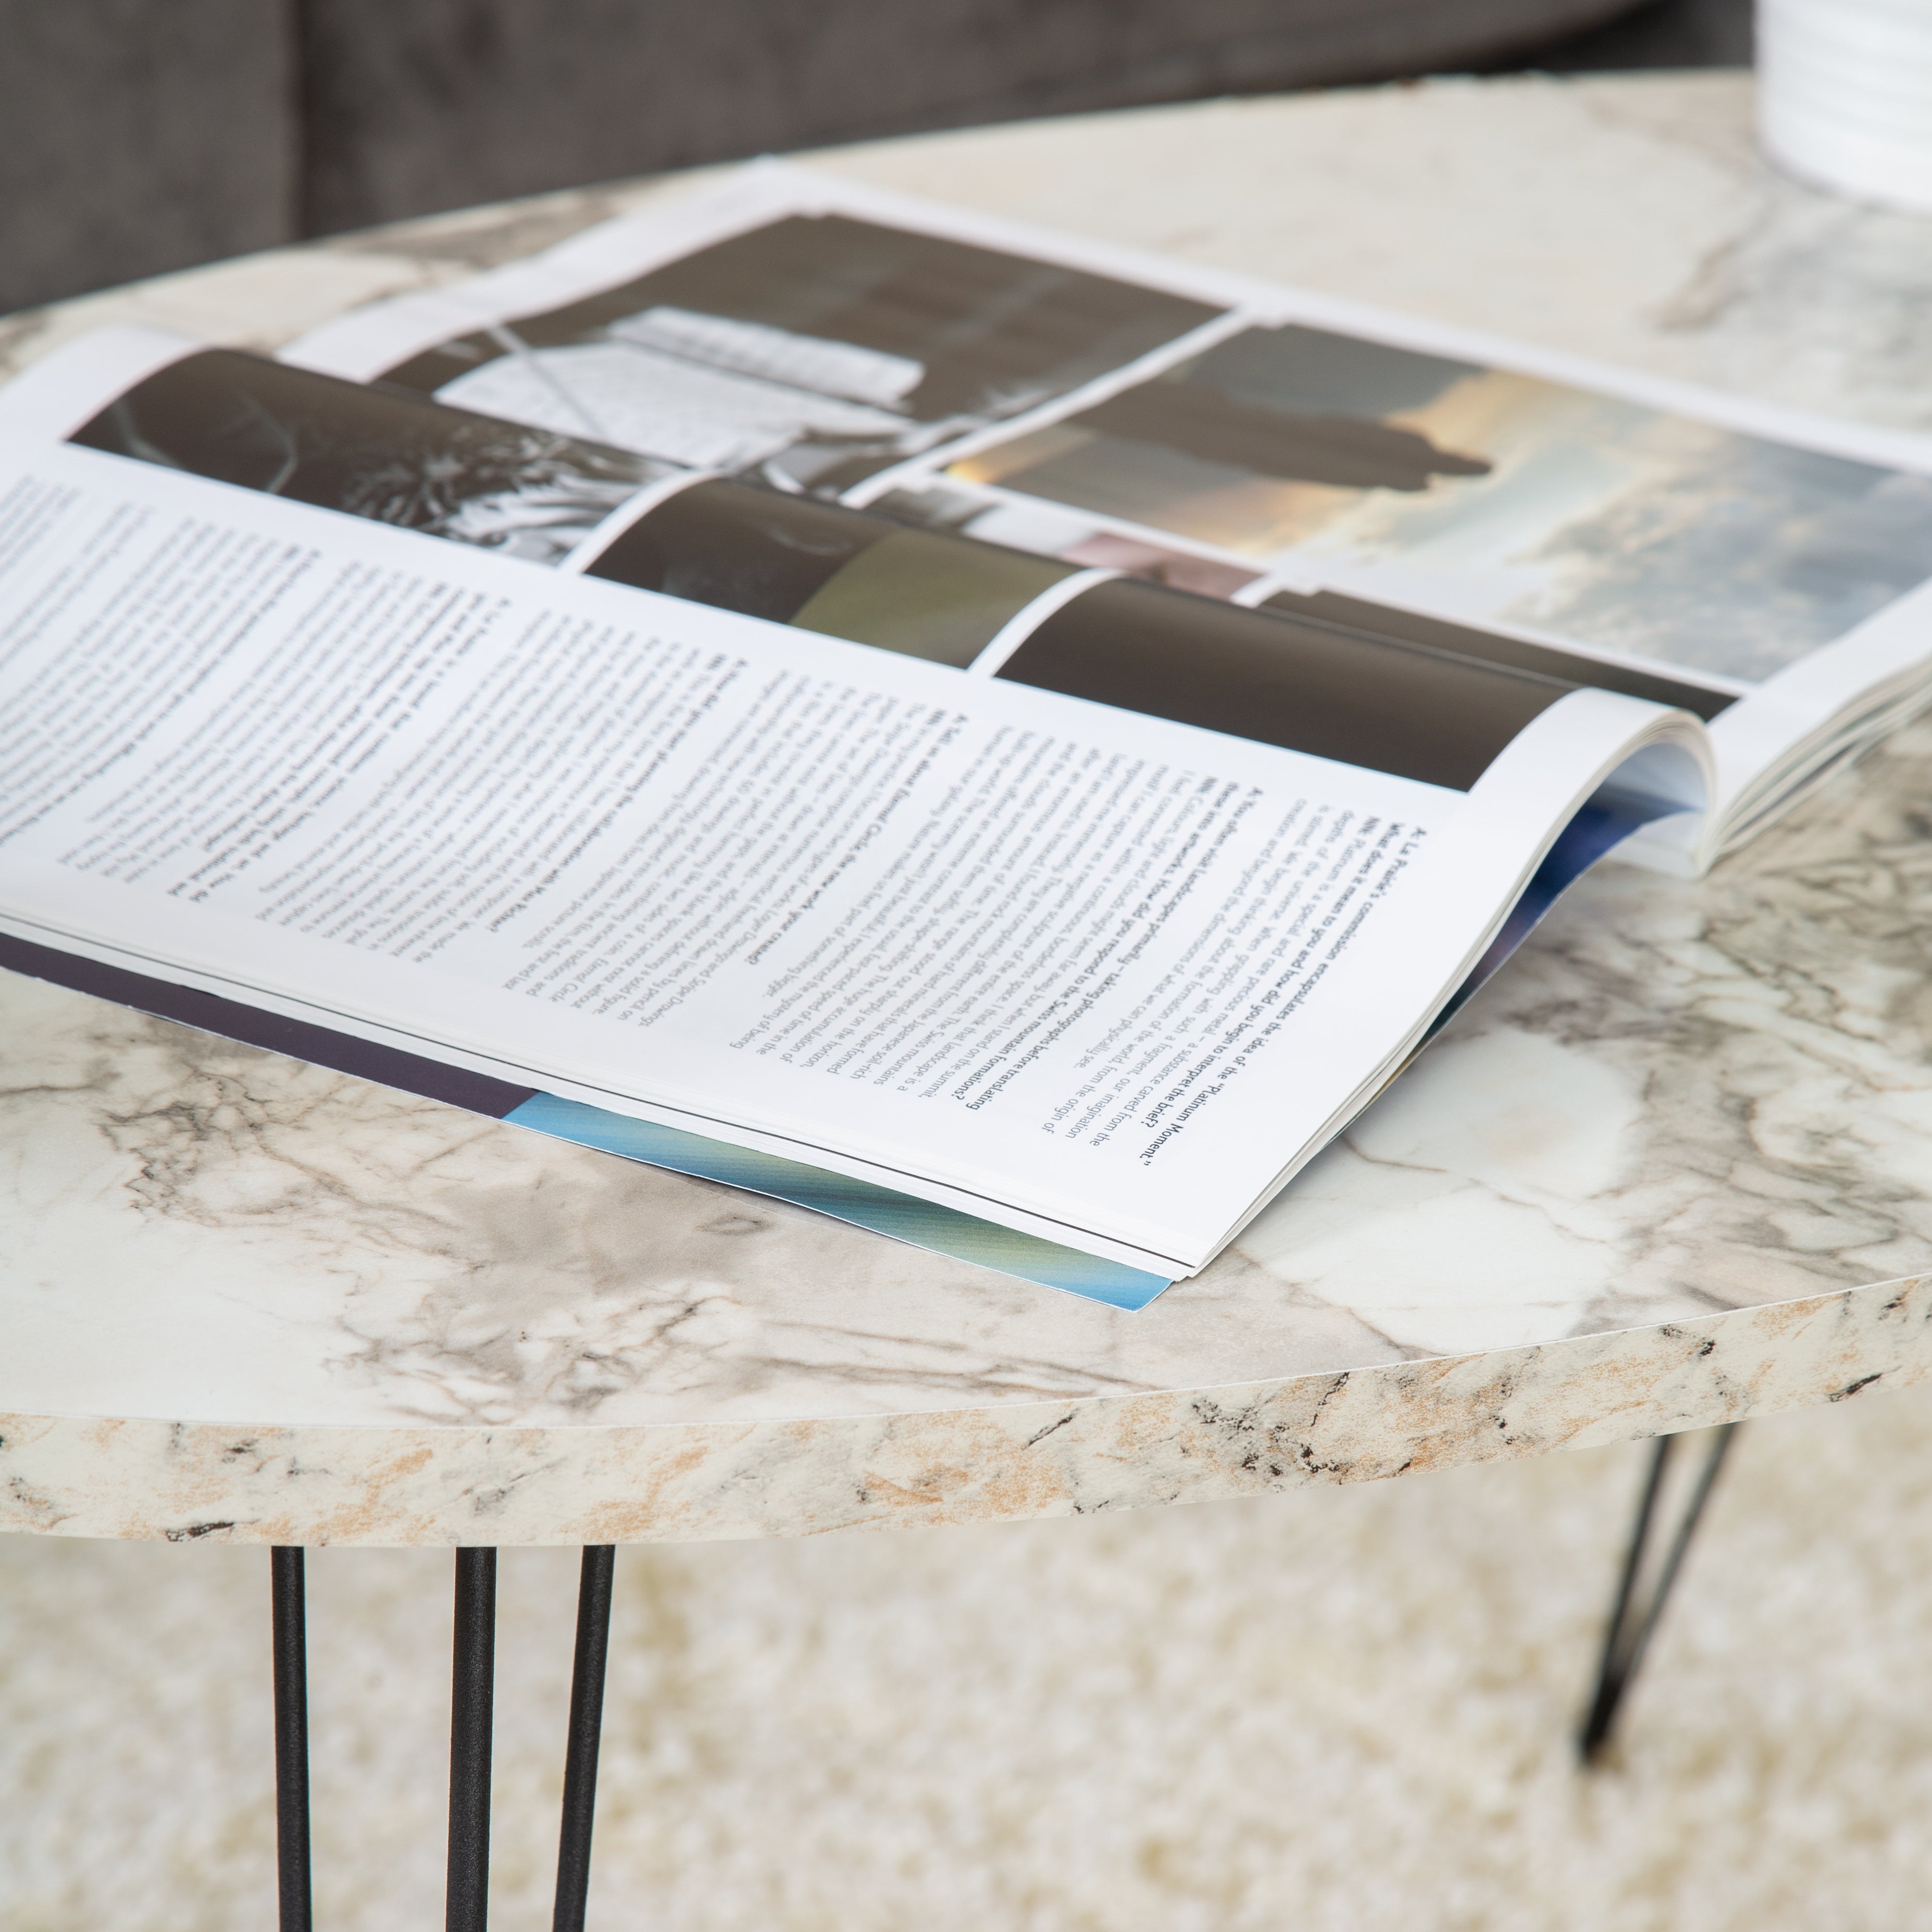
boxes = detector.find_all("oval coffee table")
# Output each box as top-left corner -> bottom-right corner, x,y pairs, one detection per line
4,65 -> 1929,1929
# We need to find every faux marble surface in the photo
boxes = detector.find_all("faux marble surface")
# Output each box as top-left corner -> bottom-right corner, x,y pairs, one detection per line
4,73 -> 1931,1544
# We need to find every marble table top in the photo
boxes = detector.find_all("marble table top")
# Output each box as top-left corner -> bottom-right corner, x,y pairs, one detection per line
4,71 -> 1930,1548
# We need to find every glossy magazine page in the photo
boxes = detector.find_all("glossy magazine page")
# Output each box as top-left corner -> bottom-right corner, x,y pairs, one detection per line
286,161 -> 1932,862
0,327 -> 1703,1293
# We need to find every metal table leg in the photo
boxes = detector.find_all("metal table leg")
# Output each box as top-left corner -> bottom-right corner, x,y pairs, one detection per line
1578,1424 -> 1739,1764
269,1543 -> 618,1930
448,1548 -> 498,1932
554,1546 -> 616,1932
271,1548 -> 313,1932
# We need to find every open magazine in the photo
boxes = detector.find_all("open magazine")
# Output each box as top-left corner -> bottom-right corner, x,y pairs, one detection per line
288,163 -> 1932,872
0,168 -> 1926,1310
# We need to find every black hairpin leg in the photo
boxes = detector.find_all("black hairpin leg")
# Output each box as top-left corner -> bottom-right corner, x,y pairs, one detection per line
554,1546 -> 617,1932
448,1548 -> 499,1932
1578,1424 -> 1739,1764
268,1540 -> 612,1928
271,1548 -> 314,1932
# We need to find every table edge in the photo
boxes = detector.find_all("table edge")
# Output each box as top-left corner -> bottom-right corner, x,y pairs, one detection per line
6,1272 -> 1925,1545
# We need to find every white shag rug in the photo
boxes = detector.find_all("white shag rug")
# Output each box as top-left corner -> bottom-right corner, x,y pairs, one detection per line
5,1383 -> 1931,1931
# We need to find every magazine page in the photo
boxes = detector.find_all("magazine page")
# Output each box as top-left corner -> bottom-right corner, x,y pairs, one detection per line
67,332 -> 1681,806
286,162 -> 1932,863
0,926 -> 1184,1312
0,329 -> 1706,1281
44,321 -> 1715,1058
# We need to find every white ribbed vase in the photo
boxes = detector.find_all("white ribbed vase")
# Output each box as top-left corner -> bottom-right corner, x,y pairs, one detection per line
1759,0 -> 1932,211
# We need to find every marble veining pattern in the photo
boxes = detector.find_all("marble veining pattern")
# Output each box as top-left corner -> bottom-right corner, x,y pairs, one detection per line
4,72 -> 1931,1543
3,1281 -> 1925,1547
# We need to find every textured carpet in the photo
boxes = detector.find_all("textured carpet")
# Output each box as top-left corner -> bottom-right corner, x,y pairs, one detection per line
5,1382 -> 1931,1930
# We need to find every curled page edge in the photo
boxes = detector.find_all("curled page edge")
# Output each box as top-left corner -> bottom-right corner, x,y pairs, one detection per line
0,931 -> 1173,1313
1424,789 -> 1684,1040
503,1092 -> 1173,1310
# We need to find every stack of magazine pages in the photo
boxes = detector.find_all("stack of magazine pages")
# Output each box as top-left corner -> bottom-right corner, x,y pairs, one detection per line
3,164 -> 1928,1308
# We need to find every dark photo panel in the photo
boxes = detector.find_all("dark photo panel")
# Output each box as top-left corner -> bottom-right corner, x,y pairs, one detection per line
587,481 -> 890,621
1074,355 -> 1491,492
958,321 -> 1932,681
379,214 -> 1222,490
785,529 -> 1071,666
384,215 -> 1219,418
586,478 -> 1074,668
866,478 -> 1264,599
955,325 -> 1496,521
70,349 -> 665,565
1258,589 -> 1735,720
997,577 -> 1575,792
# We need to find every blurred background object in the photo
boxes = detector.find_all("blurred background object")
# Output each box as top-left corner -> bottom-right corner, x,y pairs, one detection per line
0,0 -> 1750,315
1759,0 -> 1932,214
0,1 -> 297,316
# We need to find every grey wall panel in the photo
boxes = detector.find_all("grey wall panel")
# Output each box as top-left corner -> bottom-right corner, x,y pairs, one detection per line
296,0 -> 1642,234
0,0 -> 297,312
